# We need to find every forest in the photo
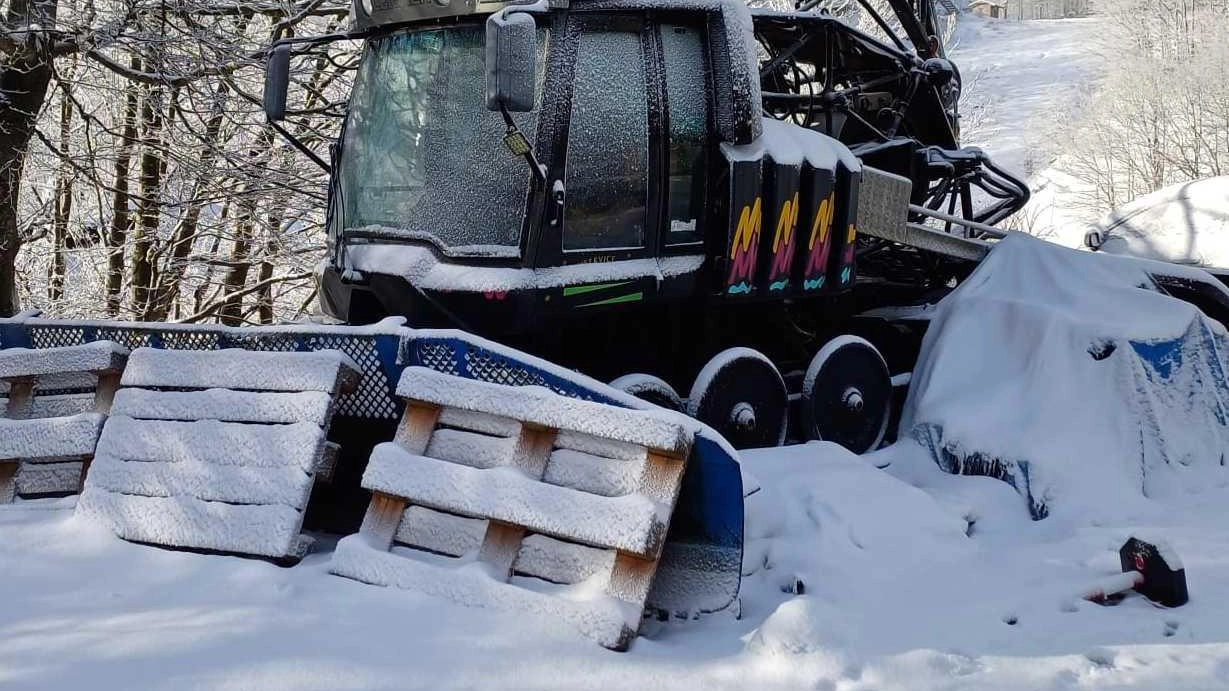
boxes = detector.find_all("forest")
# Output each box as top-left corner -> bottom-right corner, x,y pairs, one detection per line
0,0 -> 351,323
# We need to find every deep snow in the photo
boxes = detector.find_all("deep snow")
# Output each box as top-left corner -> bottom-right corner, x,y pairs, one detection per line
6,437 -> 1229,690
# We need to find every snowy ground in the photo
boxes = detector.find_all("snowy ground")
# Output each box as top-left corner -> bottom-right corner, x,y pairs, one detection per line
950,15 -> 1109,246
5,436 -> 1229,690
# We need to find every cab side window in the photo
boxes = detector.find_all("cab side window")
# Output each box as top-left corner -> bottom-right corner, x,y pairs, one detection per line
563,27 -> 650,251
660,23 -> 709,245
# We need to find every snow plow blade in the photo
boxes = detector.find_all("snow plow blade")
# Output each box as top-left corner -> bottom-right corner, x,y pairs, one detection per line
0,314 -> 743,618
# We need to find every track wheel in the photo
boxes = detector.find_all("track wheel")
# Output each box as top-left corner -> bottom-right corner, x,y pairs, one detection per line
802,335 -> 891,454
610,373 -> 684,412
687,348 -> 788,450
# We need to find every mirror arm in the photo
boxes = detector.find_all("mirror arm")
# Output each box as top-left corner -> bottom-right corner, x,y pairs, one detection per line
269,120 -> 331,173
499,104 -> 546,183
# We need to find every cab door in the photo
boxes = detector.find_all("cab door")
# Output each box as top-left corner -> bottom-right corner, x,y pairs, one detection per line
538,13 -> 714,269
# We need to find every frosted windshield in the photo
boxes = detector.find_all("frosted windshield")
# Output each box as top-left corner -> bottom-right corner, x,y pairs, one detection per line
338,26 -> 546,258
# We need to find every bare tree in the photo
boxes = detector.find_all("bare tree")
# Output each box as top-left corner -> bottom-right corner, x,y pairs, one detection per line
3,0 -> 351,322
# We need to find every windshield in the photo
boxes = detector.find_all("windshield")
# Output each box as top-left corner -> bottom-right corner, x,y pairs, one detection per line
336,25 -> 546,258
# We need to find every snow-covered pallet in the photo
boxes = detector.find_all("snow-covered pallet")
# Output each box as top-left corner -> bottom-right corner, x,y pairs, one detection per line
76,348 -> 360,560
331,366 -> 692,651
0,342 -> 129,502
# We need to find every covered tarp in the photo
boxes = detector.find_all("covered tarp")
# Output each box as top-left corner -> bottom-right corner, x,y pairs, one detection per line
1091,176 -> 1229,270
902,233 -> 1229,520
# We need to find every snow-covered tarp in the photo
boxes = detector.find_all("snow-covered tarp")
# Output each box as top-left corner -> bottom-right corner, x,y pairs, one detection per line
1090,176 -> 1229,270
903,233 -> 1229,520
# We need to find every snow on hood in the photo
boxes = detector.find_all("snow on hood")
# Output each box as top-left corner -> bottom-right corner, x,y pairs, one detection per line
903,233 -> 1229,522
1092,176 -> 1229,270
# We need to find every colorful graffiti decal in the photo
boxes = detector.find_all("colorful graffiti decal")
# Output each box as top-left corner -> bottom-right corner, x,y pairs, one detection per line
802,192 -> 836,291
726,197 -> 762,295
839,223 -> 856,286
768,192 -> 800,292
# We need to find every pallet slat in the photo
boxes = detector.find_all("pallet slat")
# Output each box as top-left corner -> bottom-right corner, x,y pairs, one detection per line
97,417 -> 324,470
331,535 -> 638,650
397,367 -> 691,456
424,428 -> 517,470
0,341 -> 128,379
15,461 -> 83,496
113,389 -> 333,426
393,509 -> 615,585
77,488 -> 304,557
364,443 -> 668,558
542,448 -> 642,498
120,348 -> 360,394
87,456 -> 314,508
0,414 -> 105,461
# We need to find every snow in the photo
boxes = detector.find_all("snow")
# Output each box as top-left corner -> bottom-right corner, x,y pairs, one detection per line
397,366 -> 692,456
346,242 -> 705,293
542,448 -> 642,497
391,507 -> 615,585
394,505 -> 486,555
1091,177 -> 1229,270
437,407 -> 522,437
516,533 -> 614,584
950,15 -> 1110,245
902,233 -> 1229,520
330,535 -> 638,650
76,489 -> 306,558
362,442 -> 667,557
555,428 -> 648,463
0,340 -> 127,379
0,413 -> 104,460
96,417 -> 325,470
423,427 -> 516,469
113,389 -> 333,426
85,457 -> 314,509
122,347 -> 359,393
12,426 -> 1229,687
722,116 -> 859,171
11,393 -> 93,420
13,461 -> 82,496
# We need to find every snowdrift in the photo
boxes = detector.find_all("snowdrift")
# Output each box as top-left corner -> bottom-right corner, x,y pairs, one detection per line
1090,176 -> 1229,269
903,233 -> 1229,520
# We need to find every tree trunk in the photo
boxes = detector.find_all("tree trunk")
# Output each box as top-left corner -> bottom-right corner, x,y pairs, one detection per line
49,70 -> 75,302
144,80 -> 230,322
219,197 -> 255,327
0,0 -> 61,316
131,83 -> 165,317
106,59 -> 141,316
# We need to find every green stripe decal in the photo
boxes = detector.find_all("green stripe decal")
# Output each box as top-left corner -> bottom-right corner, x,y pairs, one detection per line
579,292 -> 644,308
563,282 -> 631,297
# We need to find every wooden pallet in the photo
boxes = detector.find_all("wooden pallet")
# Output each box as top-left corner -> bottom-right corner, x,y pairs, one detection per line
76,347 -> 359,559
330,367 -> 693,650
0,342 -> 129,503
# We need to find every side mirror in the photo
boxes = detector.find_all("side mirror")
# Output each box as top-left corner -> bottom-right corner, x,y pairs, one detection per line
263,43 -> 291,122
485,10 -> 537,113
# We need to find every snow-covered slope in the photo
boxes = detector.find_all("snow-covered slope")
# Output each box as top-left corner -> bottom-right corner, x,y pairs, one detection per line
1091,177 -> 1229,270
950,15 -> 1109,245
